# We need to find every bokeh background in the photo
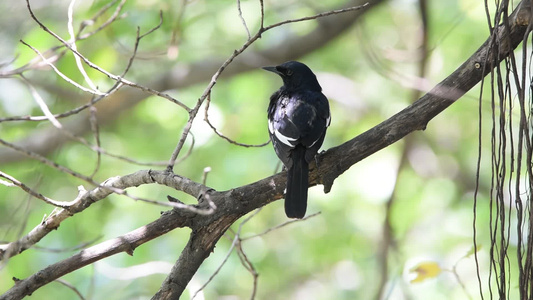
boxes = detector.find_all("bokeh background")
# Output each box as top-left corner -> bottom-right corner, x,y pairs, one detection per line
0,0 -> 511,299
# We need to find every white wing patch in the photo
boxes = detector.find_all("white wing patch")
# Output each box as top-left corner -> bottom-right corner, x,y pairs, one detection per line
309,136 -> 320,148
326,114 -> 331,127
268,119 -> 275,134
274,129 -> 297,147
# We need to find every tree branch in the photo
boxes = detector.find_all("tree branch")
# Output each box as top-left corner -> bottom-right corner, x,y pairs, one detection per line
0,170 -> 206,263
154,1 -> 532,298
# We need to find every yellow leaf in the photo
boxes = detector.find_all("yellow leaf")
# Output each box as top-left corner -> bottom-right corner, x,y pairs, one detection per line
409,261 -> 442,283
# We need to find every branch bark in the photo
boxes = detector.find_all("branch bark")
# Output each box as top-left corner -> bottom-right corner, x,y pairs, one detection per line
1,1 -> 531,299
150,1 -> 533,298
0,170 -> 206,262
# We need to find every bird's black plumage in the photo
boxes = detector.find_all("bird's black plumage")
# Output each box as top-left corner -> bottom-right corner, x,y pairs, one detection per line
263,61 -> 330,219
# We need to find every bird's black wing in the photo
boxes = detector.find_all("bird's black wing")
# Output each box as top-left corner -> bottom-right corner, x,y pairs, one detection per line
267,90 -> 329,161
268,90 -> 297,168
267,89 -> 330,219
295,90 -> 330,163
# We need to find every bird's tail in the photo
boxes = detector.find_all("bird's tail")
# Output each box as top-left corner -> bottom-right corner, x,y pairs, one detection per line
285,146 -> 309,219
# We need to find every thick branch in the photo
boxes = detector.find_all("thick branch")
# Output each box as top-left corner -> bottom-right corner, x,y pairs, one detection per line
314,0 -> 532,192
0,209 -> 191,300
154,1 -> 533,298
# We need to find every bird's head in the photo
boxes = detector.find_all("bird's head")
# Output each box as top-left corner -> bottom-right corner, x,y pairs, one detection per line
262,61 -> 322,92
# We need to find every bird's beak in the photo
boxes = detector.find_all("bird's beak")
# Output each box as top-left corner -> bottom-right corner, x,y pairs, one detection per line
262,66 -> 282,75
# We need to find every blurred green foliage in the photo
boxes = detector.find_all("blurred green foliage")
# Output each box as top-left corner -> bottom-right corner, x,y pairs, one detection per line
0,0 -> 512,299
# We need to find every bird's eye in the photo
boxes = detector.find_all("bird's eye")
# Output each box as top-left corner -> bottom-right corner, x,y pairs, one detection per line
286,69 -> 293,76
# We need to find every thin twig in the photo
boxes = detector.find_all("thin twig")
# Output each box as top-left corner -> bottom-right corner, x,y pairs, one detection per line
77,0 -> 127,40
234,241 -> 259,299
0,185 -> 33,270
202,167 -> 211,185
24,0 -> 190,111
237,0 -> 251,40
67,0 -> 101,92
175,132 -> 196,165
450,262 -> 474,300
8,14 -> 171,169
1,0 -> 124,78
241,212 -> 321,241
204,91 -> 270,147
89,105 -> 102,178
0,138 -> 99,186
20,40 -> 105,95
167,110 -> 197,171
3,9 -> 162,172
166,2 -> 368,171
259,0 -> 264,30
0,137 -> 203,213
0,82 -> 121,123
191,209 -> 262,299
262,3 -> 369,31
1,45 -> 66,77
20,75 -> 63,128
0,171 -> 72,208
18,77 -> 167,167
140,10 -> 164,39
126,192 -> 215,214
54,279 -> 86,300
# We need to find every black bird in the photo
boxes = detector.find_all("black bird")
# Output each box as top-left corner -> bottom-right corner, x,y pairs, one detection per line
263,61 -> 330,219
